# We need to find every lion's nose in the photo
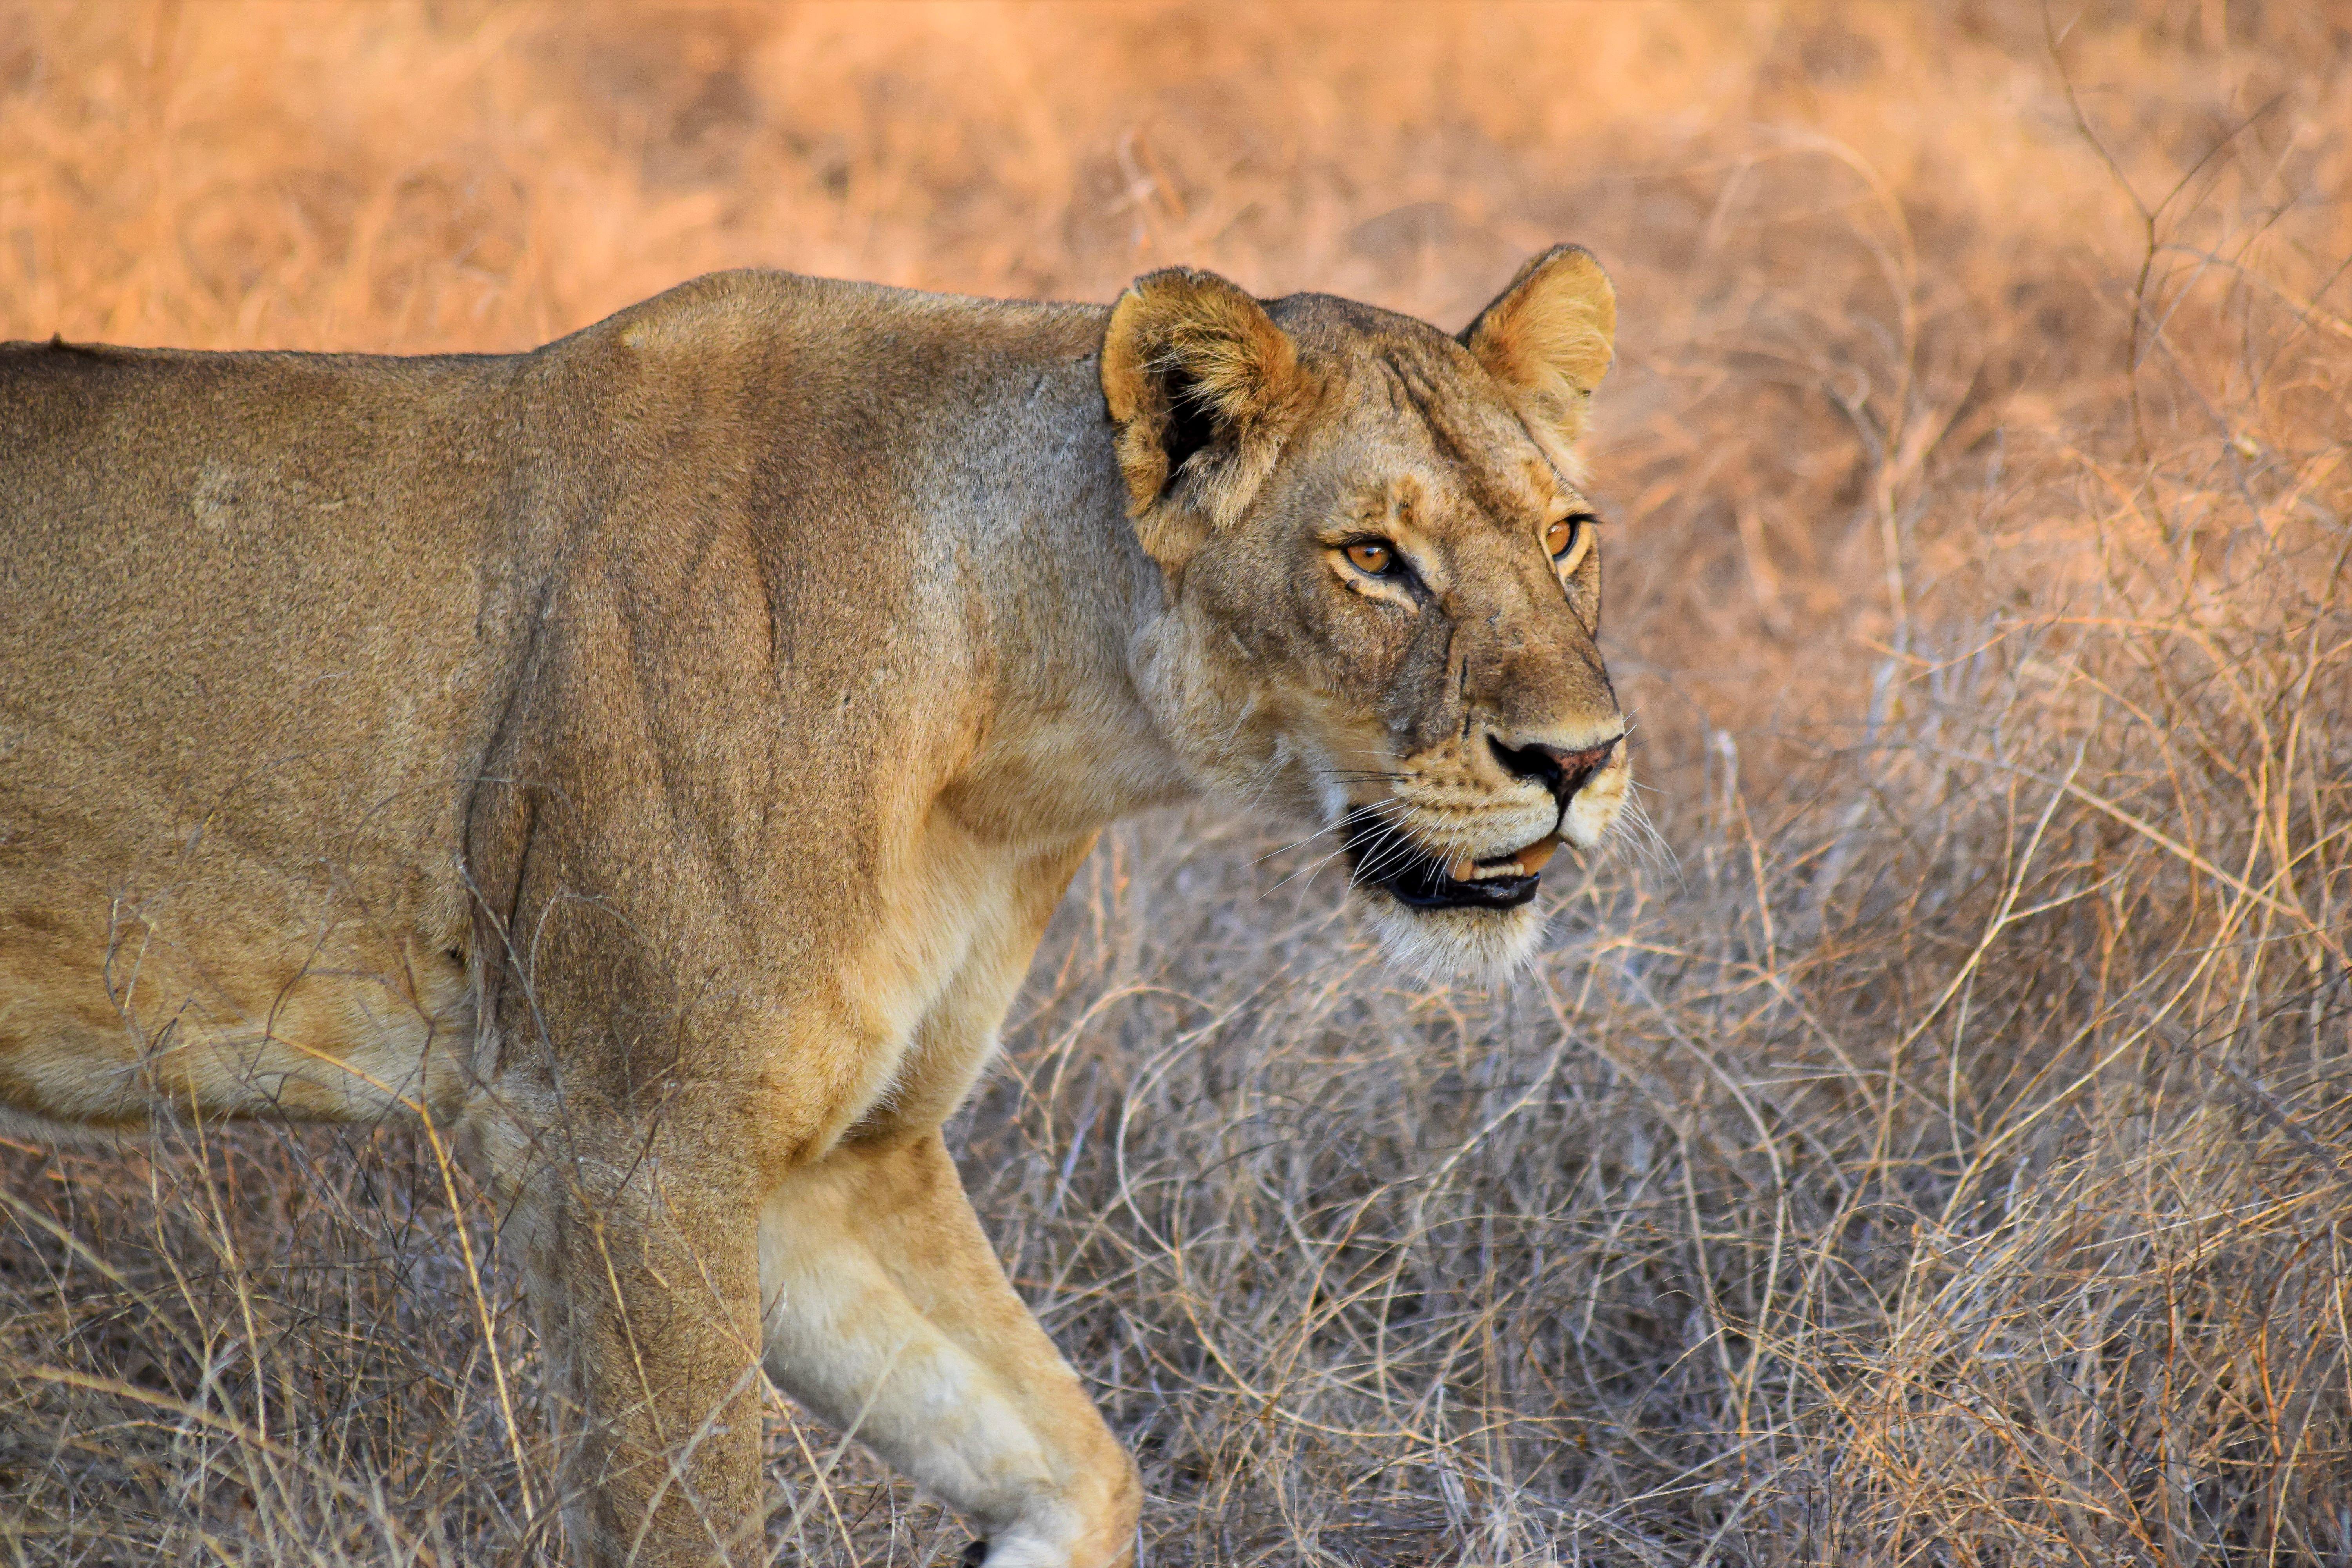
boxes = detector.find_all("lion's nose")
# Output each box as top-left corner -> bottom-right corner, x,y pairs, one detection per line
1488,733 -> 1619,806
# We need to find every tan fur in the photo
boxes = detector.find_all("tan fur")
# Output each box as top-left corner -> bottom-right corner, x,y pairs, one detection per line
1100,267 -> 1316,551
1461,243 -> 1618,467
0,250 -> 1625,1565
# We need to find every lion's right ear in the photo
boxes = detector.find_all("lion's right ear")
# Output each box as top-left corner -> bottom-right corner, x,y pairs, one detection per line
1101,267 -> 1312,567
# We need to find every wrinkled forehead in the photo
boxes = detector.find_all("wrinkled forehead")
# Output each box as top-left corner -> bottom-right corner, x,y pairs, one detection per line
1313,331 -> 1580,532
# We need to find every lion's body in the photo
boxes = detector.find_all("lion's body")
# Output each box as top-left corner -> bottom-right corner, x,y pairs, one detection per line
2,276 -> 1158,1145
0,258 -> 1628,1567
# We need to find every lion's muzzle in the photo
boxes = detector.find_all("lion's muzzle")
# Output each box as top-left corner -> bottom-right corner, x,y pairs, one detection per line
1341,733 -> 1625,915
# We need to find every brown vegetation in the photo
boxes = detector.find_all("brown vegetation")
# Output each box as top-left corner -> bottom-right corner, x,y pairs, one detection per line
3,3 -> 2349,1563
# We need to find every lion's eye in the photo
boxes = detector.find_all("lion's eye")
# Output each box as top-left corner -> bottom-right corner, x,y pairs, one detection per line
1345,541 -> 1398,577
1547,513 -> 1595,571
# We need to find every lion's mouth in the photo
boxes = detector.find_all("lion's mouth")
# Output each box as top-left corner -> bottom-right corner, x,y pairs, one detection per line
1339,809 -> 1559,912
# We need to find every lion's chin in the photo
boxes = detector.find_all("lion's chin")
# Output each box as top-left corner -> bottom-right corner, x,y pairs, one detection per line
1359,889 -> 1548,985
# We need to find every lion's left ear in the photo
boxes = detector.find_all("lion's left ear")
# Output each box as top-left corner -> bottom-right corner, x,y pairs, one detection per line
1459,245 -> 1616,451
1101,267 -> 1313,568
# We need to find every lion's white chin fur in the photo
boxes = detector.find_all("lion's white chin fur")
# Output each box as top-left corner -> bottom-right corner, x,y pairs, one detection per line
1359,891 -> 1549,985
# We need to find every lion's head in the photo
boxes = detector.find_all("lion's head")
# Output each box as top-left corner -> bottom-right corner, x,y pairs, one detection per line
1104,246 -> 1628,980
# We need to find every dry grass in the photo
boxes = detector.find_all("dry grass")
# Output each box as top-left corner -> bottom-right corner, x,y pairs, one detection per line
4,2 -> 2350,1563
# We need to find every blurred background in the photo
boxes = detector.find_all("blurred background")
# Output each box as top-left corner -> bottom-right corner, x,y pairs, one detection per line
2,4 -> 2348,1564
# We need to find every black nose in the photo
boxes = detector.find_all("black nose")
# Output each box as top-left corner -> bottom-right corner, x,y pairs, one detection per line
1489,735 -> 1617,805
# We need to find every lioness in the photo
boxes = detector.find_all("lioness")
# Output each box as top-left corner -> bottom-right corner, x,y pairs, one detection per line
0,248 -> 1627,1566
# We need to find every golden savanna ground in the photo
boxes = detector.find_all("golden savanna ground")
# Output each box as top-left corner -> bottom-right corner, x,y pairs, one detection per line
2,3 -> 2348,1563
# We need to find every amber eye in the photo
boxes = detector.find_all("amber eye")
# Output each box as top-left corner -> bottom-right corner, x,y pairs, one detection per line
1345,541 -> 1397,576
1547,513 -> 1594,570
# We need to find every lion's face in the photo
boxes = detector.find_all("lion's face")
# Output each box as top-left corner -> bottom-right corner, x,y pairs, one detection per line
1105,247 -> 1628,978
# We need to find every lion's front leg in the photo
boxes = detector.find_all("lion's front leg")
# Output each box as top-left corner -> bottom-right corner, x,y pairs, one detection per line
758,1130 -> 1140,1568
492,1109 -> 771,1568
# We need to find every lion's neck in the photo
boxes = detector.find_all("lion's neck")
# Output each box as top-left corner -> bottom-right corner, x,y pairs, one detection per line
928,369 -> 1199,845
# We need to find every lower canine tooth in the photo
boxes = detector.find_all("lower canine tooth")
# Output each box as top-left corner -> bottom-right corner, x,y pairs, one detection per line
1448,835 -> 1564,883
1513,835 -> 1562,874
